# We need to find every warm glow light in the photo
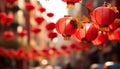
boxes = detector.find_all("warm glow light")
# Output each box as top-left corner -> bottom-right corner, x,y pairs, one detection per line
38,0 -> 68,22
17,26 -> 23,33
46,65 -> 53,69
105,61 -> 114,66
41,59 -> 48,65
91,64 -> 98,68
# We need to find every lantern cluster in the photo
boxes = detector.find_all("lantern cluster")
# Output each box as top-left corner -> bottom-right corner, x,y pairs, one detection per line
0,43 -> 86,60
55,5 -> 120,47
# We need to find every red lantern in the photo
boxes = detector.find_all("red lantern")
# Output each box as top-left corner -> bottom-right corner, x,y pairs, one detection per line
3,31 -> 14,40
0,12 -> 6,21
73,23 -> 98,42
47,32 -> 58,40
92,32 -> 108,45
55,16 -> 77,40
113,28 -> 120,41
109,22 -> 118,31
61,45 -> 68,50
2,15 -> 14,25
38,7 -> 46,13
47,13 -> 54,17
25,3 -> 35,11
15,48 -> 25,59
34,16 -> 44,25
7,49 -> 16,58
4,0 -> 17,5
91,6 -> 116,26
18,30 -> 27,38
46,22 -> 55,31
0,47 -> 7,56
62,0 -> 81,8
31,27 -> 41,34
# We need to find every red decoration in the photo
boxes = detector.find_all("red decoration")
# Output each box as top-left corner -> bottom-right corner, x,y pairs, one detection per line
0,12 -> 6,21
34,16 -> 44,24
38,7 -> 46,13
48,32 -> 58,40
73,23 -> 98,42
62,0 -> 81,8
2,15 -> 14,25
3,31 -> 14,40
31,27 -> 41,34
47,13 -> 54,17
0,47 -> 7,56
93,32 -> 108,45
109,22 -> 118,31
7,49 -> 16,58
55,16 -> 77,40
61,45 -> 68,50
25,3 -> 35,11
91,6 -> 116,26
86,4 -> 93,10
46,22 -> 55,31
4,0 -> 17,4
18,30 -> 27,38
113,28 -> 120,41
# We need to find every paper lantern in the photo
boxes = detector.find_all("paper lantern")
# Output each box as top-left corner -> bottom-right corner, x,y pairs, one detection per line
62,0 -> 81,8
38,7 -> 46,13
31,27 -> 41,34
34,16 -> 44,25
47,32 -> 58,40
55,16 -> 77,40
109,22 -> 118,32
73,23 -> 98,42
91,6 -> 116,26
7,49 -> 16,58
0,47 -> 7,56
18,30 -> 27,38
92,32 -> 108,45
25,3 -> 35,11
3,31 -> 14,40
61,45 -> 68,50
47,13 -> 54,17
5,0 -> 17,5
113,28 -> 120,41
0,12 -> 6,21
2,15 -> 14,25
46,22 -> 55,31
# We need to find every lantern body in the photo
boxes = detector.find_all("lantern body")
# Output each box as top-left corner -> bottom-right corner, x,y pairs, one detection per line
46,22 -> 55,31
34,16 -> 44,24
31,27 -> 41,34
25,3 -> 35,11
92,32 -> 108,45
48,32 -> 58,40
113,28 -> 120,41
55,17 -> 77,39
3,31 -> 14,39
73,23 -> 98,42
18,30 -> 27,37
38,7 -> 46,13
91,6 -> 116,26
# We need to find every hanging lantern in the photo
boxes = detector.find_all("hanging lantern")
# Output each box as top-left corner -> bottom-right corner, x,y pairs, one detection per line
62,0 -> 81,8
113,28 -> 120,41
18,30 -> 27,38
2,15 -> 14,25
38,7 -> 46,13
3,31 -> 14,40
91,6 -> 116,27
47,32 -> 58,40
109,22 -> 118,32
61,45 -> 68,50
25,3 -> 35,11
55,16 -> 77,40
47,12 -> 54,17
34,16 -> 44,25
46,22 -> 55,31
0,47 -> 7,56
4,0 -> 17,7
92,31 -> 108,45
31,27 -> 41,34
73,23 -> 98,42
0,12 -> 6,22
7,49 -> 16,58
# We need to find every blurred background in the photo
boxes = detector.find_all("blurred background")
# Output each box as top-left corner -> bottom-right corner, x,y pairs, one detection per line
0,0 -> 120,69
